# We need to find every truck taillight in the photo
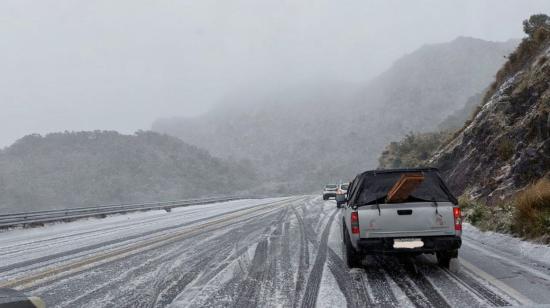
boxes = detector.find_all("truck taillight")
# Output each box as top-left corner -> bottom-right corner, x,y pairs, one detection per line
351,211 -> 359,234
453,207 -> 462,231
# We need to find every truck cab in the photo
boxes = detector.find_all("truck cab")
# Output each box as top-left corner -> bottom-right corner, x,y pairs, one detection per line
341,168 -> 461,268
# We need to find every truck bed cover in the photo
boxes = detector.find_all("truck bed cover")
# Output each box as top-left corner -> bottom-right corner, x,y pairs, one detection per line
347,168 -> 457,206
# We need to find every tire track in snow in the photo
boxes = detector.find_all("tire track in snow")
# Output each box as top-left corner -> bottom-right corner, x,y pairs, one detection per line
299,201 -> 371,308
300,208 -> 338,308
326,248 -> 371,308
232,238 -> 270,308
150,244 -> 234,308
275,209 -> 295,306
0,199 -> 288,274
35,206 -> 287,307
401,260 -> 450,308
126,208 -> 290,308
280,219 -> 293,302
414,258 -> 484,308
186,207 -> 284,307
260,209 -> 287,306
290,206 -> 310,308
442,267 -> 510,306
362,258 -> 398,307
380,257 -> 431,308
231,208 -> 290,307
55,222 -> 247,307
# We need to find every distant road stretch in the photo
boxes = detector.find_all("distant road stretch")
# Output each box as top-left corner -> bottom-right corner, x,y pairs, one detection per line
1,196 -> 549,307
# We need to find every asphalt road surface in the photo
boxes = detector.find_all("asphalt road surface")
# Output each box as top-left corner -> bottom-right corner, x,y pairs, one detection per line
1,196 -> 549,307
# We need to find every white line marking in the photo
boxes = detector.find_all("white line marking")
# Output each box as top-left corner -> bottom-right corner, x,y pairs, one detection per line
464,241 -> 550,282
460,258 -> 534,306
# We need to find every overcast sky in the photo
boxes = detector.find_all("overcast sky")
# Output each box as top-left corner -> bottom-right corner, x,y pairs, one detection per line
1,0 -> 549,147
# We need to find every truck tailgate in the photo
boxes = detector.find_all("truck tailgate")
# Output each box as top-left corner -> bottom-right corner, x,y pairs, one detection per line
358,201 -> 456,238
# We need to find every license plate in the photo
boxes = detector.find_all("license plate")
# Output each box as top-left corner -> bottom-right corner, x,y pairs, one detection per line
393,238 -> 424,249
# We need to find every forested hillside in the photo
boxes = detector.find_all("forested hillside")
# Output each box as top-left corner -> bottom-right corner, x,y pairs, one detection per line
0,131 -> 256,212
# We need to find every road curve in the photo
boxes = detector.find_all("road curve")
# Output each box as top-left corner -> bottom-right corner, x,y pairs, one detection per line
0,196 -> 549,307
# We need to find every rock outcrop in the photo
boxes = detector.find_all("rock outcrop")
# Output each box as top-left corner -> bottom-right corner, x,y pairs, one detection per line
430,36 -> 550,202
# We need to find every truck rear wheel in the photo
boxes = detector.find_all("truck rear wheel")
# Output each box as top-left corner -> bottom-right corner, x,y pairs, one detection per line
344,228 -> 362,268
437,250 -> 457,269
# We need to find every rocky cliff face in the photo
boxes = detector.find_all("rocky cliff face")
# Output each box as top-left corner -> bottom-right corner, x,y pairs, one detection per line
430,38 -> 550,202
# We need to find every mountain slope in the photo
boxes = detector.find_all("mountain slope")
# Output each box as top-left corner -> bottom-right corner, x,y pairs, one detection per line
430,32 -> 550,201
0,131 -> 256,212
153,37 -> 517,192
362,37 -> 518,132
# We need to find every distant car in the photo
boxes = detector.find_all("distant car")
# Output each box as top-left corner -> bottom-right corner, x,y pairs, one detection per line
322,184 -> 338,200
335,182 -> 349,207
341,168 -> 461,268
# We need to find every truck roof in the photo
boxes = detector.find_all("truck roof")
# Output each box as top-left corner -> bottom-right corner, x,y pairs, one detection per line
348,168 -> 457,206
356,167 -> 440,177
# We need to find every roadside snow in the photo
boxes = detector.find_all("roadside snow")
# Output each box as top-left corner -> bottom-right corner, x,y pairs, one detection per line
463,223 -> 550,267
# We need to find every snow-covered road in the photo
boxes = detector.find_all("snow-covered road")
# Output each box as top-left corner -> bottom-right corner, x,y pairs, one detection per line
1,196 -> 549,307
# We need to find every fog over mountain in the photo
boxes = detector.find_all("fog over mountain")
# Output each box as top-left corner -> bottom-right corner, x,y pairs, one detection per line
154,37 -> 517,191
1,0 -> 549,148
2,1 -> 550,208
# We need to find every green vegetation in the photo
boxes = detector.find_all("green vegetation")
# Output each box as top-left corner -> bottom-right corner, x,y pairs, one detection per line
523,14 -> 550,37
482,14 -> 550,111
378,131 -> 452,168
459,196 -> 514,234
512,178 -> 550,240
496,138 -> 515,161
460,177 -> 550,243
0,131 -> 256,212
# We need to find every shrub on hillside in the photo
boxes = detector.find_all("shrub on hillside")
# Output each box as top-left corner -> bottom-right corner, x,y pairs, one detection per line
523,14 -> 550,38
459,196 -> 514,233
512,177 -> 550,240
481,14 -> 550,107
378,131 -> 452,168
461,178 -> 550,243
497,138 -> 515,161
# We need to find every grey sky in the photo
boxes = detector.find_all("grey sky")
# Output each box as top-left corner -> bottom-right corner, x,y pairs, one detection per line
1,0 -> 549,147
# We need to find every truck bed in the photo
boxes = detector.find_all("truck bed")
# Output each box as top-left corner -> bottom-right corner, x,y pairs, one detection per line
357,201 -> 456,239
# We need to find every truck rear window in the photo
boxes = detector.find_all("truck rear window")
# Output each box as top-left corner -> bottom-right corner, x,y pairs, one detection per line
347,169 -> 457,206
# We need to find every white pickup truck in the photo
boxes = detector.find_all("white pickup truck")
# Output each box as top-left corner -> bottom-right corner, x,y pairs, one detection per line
341,168 -> 461,268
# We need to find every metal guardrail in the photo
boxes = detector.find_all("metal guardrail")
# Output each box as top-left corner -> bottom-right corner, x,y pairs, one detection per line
0,196 -> 252,228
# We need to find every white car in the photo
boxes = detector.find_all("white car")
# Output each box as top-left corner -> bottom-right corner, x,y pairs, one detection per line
322,184 -> 338,200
